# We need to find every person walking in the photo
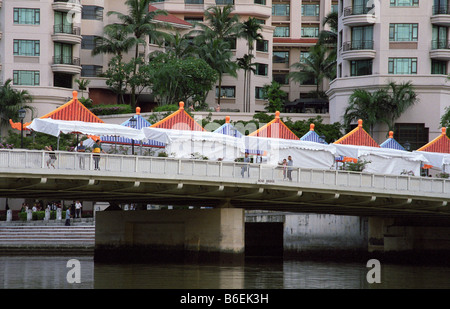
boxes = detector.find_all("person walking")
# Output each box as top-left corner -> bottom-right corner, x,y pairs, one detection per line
65,207 -> 71,226
76,140 -> 86,169
92,139 -> 105,170
287,155 -> 293,181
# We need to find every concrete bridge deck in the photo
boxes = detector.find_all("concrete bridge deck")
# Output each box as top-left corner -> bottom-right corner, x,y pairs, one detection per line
0,149 -> 448,219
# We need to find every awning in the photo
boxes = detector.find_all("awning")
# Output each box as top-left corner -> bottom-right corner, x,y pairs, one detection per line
28,118 -> 146,140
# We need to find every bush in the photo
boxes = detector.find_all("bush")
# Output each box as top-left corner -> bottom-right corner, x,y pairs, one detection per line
90,104 -> 132,115
18,210 -> 67,221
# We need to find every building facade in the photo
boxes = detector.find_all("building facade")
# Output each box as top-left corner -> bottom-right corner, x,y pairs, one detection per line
328,0 -> 450,147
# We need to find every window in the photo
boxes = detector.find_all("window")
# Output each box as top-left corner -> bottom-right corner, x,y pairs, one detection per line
81,65 -> 103,77
390,0 -> 419,6
394,123 -> 429,151
302,4 -> 320,16
273,51 -> 289,63
185,0 -> 204,3
273,73 -> 289,85
54,73 -> 73,89
332,3 -> 339,13
255,0 -> 266,4
216,0 -> 234,4
255,87 -> 266,100
216,86 -> 235,98
351,26 -> 373,49
432,26 -> 448,49
254,19 -> 266,25
301,26 -> 319,38
81,35 -> 101,50
225,37 -> 237,50
272,4 -> 290,16
389,24 -> 418,42
13,8 -> 40,25
54,43 -> 73,65
13,40 -> 40,56
388,58 -> 417,74
434,0 -> 449,14
81,6 -> 103,21
13,70 -> 40,86
184,17 -> 203,24
431,60 -> 447,74
255,63 -> 268,76
256,39 -> 269,52
54,11 -> 75,34
350,60 -> 373,76
352,0 -> 374,14
300,51 -> 310,63
274,26 -> 290,37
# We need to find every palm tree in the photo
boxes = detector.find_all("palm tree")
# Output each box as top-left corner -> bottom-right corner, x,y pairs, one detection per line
318,11 -> 338,80
107,0 -> 169,109
289,44 -> 334,96
163,31 -> 197,60
238,17 -> 263,113
343,88 -> 389,136
237,54 -> 257,112
0,79 -> 34,138
91,23 -> 138,61
384,81 -> 418,131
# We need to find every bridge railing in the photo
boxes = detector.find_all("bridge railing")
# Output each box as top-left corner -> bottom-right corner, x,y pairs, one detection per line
0,149 -> 448,196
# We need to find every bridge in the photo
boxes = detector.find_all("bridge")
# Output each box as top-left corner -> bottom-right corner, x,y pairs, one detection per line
1,149 -> 450,261
0,149 -> 448,218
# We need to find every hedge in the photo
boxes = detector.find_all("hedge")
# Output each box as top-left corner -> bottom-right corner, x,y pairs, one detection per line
18,210 -> 67,221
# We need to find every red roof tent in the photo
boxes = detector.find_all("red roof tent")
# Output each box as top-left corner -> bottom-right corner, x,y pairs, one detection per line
148,5 -> 192,27
333,119 -> 380,147
249,111 -> 299,140
417,127 -> 450,153
150,101 -> 204,131
10,91 -> 103,131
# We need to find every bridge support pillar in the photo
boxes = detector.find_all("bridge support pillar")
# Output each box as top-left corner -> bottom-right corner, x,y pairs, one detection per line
94,208 -> 245,263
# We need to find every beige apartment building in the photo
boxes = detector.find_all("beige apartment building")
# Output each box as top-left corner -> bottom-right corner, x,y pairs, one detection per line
328,0 -> 450,148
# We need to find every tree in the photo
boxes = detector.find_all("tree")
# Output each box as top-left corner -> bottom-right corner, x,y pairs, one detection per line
343,88 -> 390,135
440,106 -> 450,137
0,79 -> 34,138
237,54 -> 257,112
263,81 -> 287,113
384,81 -> 418,131
317,11 -> 338,81
289,44 -> 335,96
107,0 -> 169,109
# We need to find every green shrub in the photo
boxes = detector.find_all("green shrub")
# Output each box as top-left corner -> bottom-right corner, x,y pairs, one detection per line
18,211 -> 67,221
90,104 -> 132,115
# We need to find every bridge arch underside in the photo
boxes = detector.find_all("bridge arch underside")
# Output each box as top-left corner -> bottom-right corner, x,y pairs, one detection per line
1,173 -> 449,220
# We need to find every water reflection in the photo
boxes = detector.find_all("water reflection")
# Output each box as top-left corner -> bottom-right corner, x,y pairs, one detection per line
1,256 -> 450,289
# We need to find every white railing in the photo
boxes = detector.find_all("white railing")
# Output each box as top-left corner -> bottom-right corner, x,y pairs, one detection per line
0,149 -> 449,197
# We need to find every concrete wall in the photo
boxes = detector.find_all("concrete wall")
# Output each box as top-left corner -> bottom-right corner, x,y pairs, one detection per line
95,208 -> 245,263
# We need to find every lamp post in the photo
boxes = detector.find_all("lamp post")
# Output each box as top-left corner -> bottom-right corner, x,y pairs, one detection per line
18,108 -> 26,148
129,116 -> 137,155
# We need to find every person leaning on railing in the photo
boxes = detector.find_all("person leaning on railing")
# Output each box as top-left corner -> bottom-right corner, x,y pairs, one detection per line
92,139 -> 106,171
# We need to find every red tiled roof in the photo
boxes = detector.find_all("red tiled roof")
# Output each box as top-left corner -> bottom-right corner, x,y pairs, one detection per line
249,111 -> 299,140
10,91 -> 103,131
334,119 -> 380,147
149,5 -> 192,27
150,102 -> 204,131
417,127 -> 450,153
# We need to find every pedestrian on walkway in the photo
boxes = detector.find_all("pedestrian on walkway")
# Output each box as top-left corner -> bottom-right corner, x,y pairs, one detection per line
76,140 -> 86,169
93,139 -> 106,170
287,155 -> 293,181
282,159 -> 287,180
75,200 -> 82,218
45,145 -> 57,168
65,208 -> 71,226
241,152 -> 250,178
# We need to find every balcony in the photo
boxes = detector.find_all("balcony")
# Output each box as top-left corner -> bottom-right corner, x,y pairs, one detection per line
52,0 -> 82,13
341,40 -> 376,60
52,25 -> 82,44
51,56 -> 81,74
342,5 -> 377,26
430,40 -> 450,61
431,6 -> 450,26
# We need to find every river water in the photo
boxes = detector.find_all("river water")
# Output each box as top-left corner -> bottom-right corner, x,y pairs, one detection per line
1,255 -> 450,290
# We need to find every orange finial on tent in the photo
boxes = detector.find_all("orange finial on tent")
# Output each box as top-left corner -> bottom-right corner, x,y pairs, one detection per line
310,123 -> 315,131
275,111 -> 280,119
72,91 -> 78,100
179,101 -> 184,110
136,107 -> 141,115
389,131 -> 394,138
442,127 -> 447,135
358,119 -> 363,127
225,116 -> 230,123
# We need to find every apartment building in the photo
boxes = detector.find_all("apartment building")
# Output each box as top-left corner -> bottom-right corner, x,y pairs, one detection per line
328,0 -> 450,148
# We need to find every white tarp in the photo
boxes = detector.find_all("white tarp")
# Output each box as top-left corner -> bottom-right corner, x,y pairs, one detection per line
334,144 -> 429,176
414,151 -> 450,172
28,118 -> 147,140
142,127 -> 245,161
244,136 -> 337,169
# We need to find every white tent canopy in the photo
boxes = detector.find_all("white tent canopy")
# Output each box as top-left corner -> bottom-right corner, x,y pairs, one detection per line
244,136 -> 337,169
28,118 -> 146,140
414,151 -> 450,172
142,127 -> 245,161
334,144 -> 429,175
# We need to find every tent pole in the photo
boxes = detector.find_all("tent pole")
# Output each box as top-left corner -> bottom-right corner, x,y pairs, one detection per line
57,136 -> 60,150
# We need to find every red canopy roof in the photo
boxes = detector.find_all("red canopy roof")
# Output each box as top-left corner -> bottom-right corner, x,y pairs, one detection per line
150,102 -> 204,131
249,111 -> 299,140
10,91 -> 103,131
417,127 -> 450,153
334,119 -> 379,147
